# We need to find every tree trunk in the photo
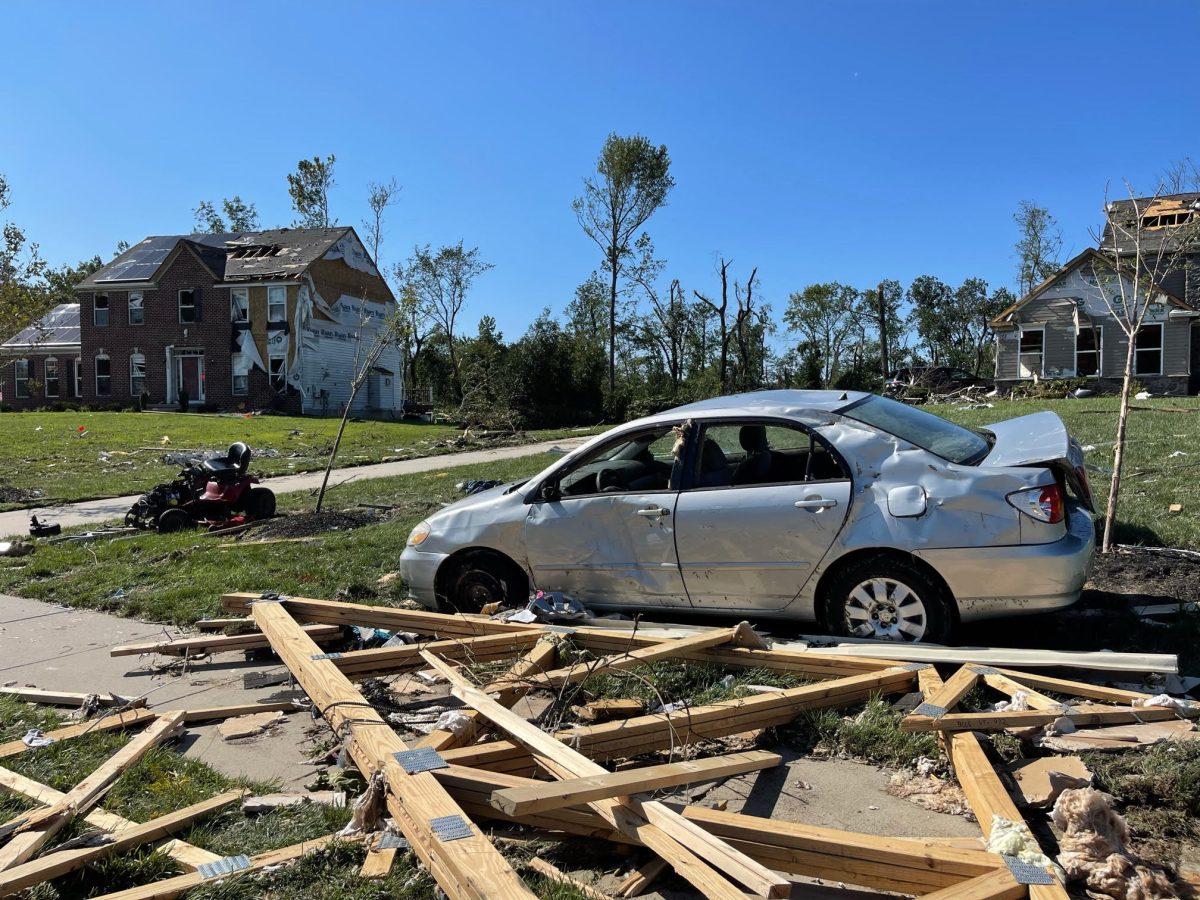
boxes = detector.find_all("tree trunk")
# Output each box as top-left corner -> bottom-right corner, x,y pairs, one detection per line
1101,334 -> 1138,553
877,284 -> 890,381
316,377 -> 365,513
608,251 -> 618,393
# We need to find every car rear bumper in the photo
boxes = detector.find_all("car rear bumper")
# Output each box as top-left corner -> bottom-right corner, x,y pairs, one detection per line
398,547 -> 447,610
916,502 -> 1095,623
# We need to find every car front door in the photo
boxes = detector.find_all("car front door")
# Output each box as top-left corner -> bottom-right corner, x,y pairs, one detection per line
673,419 -> 852,611
523,423 -> 692,610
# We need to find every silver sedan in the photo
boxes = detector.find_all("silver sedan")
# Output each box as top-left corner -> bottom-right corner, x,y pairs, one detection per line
399,390 -> 1095,642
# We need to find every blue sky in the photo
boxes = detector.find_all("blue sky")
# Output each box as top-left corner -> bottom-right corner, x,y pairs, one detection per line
2,2 -> 1197,342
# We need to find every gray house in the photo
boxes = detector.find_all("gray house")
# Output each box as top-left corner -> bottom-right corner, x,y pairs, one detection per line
992,194 -> 1200,395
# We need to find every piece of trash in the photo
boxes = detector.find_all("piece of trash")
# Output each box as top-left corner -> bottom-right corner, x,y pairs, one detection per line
1081,444 -> 1096,453
22,729 -> 55,748
915,756 -> 938,778
376,572 -> 400,587
1046,716 -> 1077,736
504,608 -> 538,624
652,700 -> 689,714
1169,450 -> 1187,458
1133,693 -> 1193,713
1052,788 -> 1175,895
1009,756 -> 1092,807
433,710 -> 473,736
28,516 -> 61,537
0,541 -> 33,557
381,632 -> 418,648
992,691 -> 1031,712
160,436 -> 171,445
415,669 -> 444,685
986,815 -> 1058,872
77,426 -> 89,437
867,805 -> 879,810
527,590 -> 588,623
719,674 -> 736,690
457,479 -> 503,495
1168,503 -> 1183,514
217,711 -> 285,741
1134,390 -> 1151,400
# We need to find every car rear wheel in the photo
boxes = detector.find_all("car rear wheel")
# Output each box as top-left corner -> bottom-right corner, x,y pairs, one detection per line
824,556 -> 954,643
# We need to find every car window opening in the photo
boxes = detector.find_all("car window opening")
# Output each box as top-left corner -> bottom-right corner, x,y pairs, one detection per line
556,425 -> 679,497
692,422 -> 849,489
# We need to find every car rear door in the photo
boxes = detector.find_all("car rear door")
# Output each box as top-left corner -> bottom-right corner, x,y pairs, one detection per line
673,419 -> 852,611
523,423 -> 692,610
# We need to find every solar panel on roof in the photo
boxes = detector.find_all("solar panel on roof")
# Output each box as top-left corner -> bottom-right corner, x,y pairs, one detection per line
94,236 -> 178,283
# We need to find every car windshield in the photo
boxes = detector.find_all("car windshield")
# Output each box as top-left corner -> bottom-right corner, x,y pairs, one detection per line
842,395 -> 991,464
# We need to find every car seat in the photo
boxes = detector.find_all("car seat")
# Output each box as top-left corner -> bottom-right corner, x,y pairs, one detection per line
732,425 -> 773,486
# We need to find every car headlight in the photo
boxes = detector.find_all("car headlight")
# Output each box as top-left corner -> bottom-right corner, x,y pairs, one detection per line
407,520 -> 432,547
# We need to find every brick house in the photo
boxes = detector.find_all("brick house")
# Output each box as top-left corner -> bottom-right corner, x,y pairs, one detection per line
0,303 -> 82,409
73,227 -> 403,415
992,194 -> 1200,395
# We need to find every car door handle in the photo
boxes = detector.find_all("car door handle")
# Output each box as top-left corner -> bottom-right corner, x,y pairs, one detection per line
794,498 -> 837,509
636,506 -> 670,518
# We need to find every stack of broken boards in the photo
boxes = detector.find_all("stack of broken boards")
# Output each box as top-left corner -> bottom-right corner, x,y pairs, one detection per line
1,592 -> 1195,900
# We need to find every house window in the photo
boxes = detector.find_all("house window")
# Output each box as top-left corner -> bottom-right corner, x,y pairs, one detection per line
178,289 -> 198,323
44,358 -> 59,397
94,294 -> 109,327
128,291 -> 144,325
268,354 -> 287,390
1134,323 -> 1163,376
14,359 -> 30,398
230,288 -> 249,324
130,353 -> 146,397
232,366 -> 249,396
72,358 -> 82,398
1018,328 -> 1044,378
1075,326 -> 1102,378
95,354 -> 111,397
267,286 -> 287,323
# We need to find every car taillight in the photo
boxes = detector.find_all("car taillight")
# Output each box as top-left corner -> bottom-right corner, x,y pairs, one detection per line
1007,484 -> 1064,524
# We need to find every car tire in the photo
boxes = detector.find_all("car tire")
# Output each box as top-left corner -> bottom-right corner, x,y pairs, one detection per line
442,557 -> 524,615
243,487 -> 276,520
823,555 -> 955,644
156,507 -> 193,533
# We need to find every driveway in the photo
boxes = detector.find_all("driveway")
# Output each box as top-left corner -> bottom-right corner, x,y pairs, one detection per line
0,436 -> 587,538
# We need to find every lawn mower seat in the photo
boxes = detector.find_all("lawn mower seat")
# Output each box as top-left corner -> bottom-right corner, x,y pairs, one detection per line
202,442 -> 252,480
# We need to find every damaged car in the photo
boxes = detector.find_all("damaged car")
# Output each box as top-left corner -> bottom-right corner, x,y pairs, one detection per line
399,390 -> 1095,642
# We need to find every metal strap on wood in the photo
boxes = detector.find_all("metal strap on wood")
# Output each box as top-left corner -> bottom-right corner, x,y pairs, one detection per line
197,854 -> 252,879
1002,856 -> 1055,885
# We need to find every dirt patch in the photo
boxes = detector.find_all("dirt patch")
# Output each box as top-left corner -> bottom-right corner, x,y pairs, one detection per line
0,483 -> 43,504
1088,550 -> 1200,607
250,509 -> 379,540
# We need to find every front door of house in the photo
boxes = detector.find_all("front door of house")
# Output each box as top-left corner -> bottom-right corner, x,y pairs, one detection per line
178,355 -> 204,403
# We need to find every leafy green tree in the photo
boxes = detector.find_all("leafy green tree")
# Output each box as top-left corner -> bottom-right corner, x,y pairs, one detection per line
0,173 -> 50,354
193,196 -> 260,233
1013,200 -> 1062,296
783,282 -> 861,386
287,155 -> 336,228
573,133 -> 674,392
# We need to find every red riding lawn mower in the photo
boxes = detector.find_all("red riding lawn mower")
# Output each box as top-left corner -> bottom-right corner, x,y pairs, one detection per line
126,442 -> 276,532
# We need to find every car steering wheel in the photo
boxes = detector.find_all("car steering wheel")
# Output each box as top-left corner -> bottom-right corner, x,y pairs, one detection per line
596,467 -> 625,492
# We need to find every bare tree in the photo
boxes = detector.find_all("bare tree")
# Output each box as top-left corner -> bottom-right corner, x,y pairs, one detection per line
314,309 -> 405,512
573,133 -> 674,392
362,178 -> 401,270
391,267 -> 437,397
1085,183 -> 1200,551
1013,200 -> 1063,296
1162,157 -> 1200,194
399,242 -> 492,402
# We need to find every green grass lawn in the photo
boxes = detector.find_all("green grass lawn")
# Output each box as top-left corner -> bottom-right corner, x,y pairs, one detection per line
0,394 -> 1196,628
0,410 -> 595,508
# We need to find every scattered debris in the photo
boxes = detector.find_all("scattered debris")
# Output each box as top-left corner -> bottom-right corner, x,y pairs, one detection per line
27,516 -> 59,537
885,769 -> 973,818
251,508 -> 377,540
242,791 -> 347,815
1039,719 -> 1199,752
1008,755 -> 1093,807
1051,787 -> 1178,899
216,710 -> 286,741
0,540 -> 33,557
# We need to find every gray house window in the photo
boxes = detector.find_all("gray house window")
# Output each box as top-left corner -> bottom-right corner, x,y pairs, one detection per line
1018,328 -> 1044,379
94,294 -> 109,327
44,358 -> 59,397
128,292 -> 144,325
1134,324 -> 1163,376
178,289 -> 198,323
1075,326 -> 1102,377
14,359 -> 30,398
95,354 -> 111,397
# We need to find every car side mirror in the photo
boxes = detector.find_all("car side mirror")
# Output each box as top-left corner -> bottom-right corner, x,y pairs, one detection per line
539,481 -> 561,502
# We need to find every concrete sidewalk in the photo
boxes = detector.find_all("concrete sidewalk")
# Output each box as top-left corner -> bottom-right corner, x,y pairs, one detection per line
0,436 -> 587,538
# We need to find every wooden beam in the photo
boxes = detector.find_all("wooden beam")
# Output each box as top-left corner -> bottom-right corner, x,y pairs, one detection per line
110,624 -> 342,657
423,649 -> 789,900
978,670 -> 1063,712
176,701 -> 305,723
0,790 -> 244,895
991,668 -> 1153,705
249,599 -> 534,900
904,703 -> 1192,733
328,630 -> 543,680
527,856 -> 614,900
917,868 -> 1025,900
616,857 -> 668,897
0,766 -> 218,871
524,626 -> 747,689
491,750 -> 781,816
440,666 -> 917,771
0,708 -> 158,759
359,832 -> 400,879
0,711 -> 185,871
417,638 -> 558,752
0,686 -> 142,709
90,834 -> 341,900
923,666 -> 981,713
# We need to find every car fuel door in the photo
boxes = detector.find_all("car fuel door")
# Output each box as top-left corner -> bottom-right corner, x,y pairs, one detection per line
674,420 -> 852,611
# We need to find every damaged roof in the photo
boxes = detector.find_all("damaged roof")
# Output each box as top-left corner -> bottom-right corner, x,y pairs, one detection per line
1,303 -> 81,353
1100,193 -> 1200,255
76,227 -> 360,288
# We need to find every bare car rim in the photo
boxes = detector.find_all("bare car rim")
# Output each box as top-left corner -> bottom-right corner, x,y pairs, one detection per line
844,578 -> 928,641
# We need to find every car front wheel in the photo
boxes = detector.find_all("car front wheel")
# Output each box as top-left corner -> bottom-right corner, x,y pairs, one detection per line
824,556 -> 954,644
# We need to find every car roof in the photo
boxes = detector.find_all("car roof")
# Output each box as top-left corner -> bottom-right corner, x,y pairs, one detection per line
659,389 -> 871,420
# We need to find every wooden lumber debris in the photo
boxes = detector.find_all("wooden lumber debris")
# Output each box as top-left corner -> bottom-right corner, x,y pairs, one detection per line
0,790 -> 245,895
91,833 -> 343,899
111,623 -> 342,657
615,857 -> 668,897
0,766 -> 219,870
0,711 -> 185,871
571,698 -> 645,722
423,648 -> 791,900
242,791 -> 346,814
0,686 -> 143,709
491,750 -> 781,816
248,598 -> 536,900
527,856 -> 614,900
0,708 -> 157,759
